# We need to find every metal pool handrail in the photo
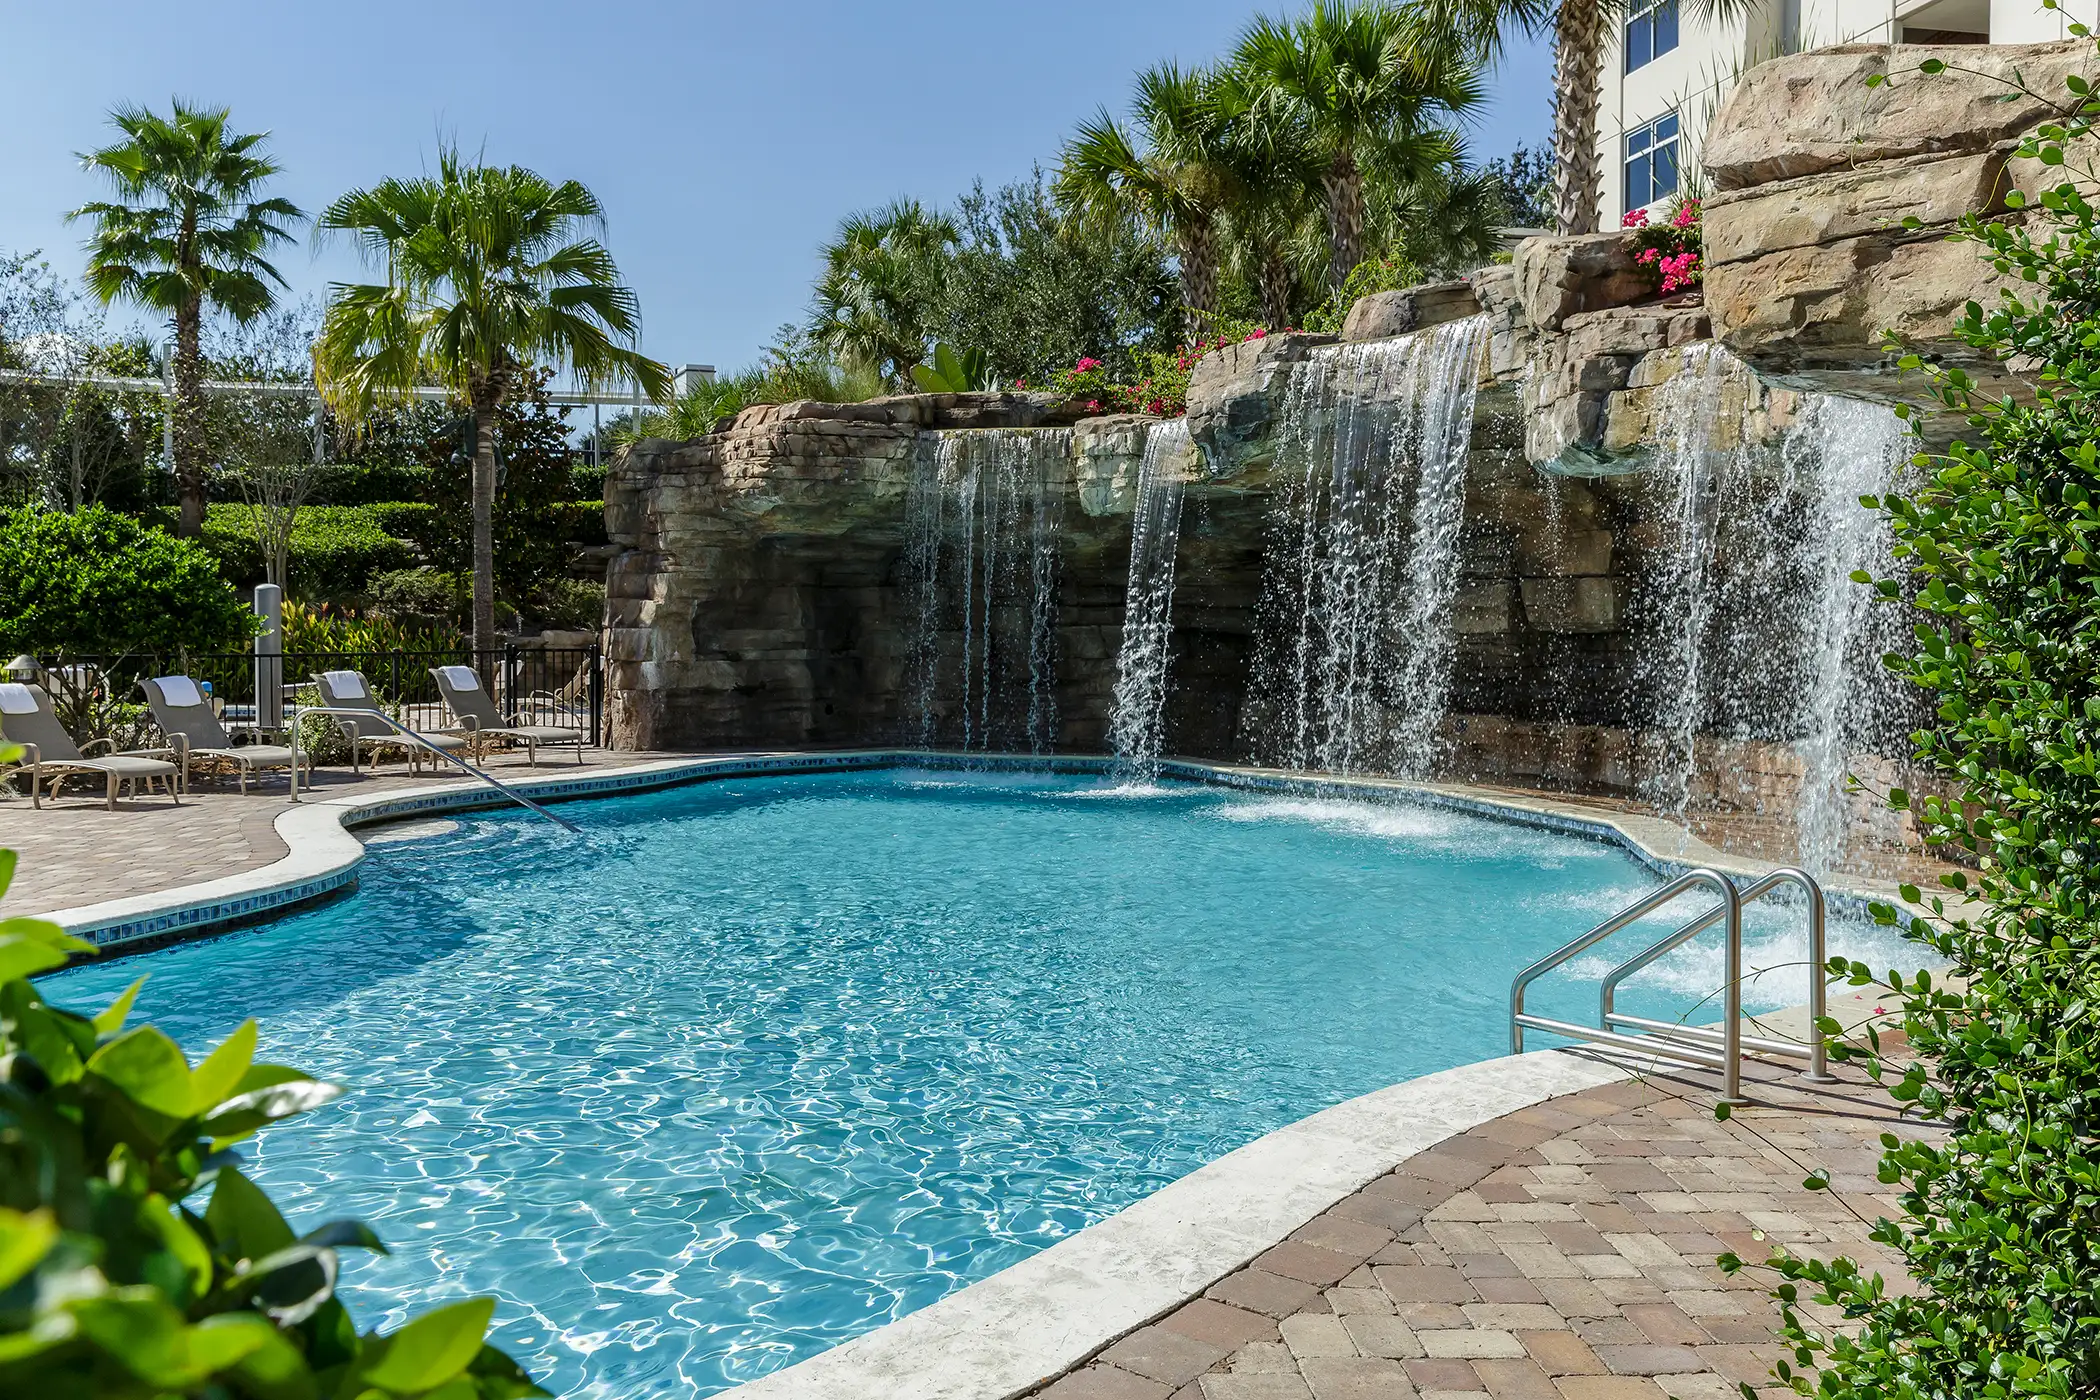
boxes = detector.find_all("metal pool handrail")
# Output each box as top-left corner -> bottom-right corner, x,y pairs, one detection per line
1598,866 -> 1832,1083
1510,867 -> 1747,1102
287,704 -> 580,834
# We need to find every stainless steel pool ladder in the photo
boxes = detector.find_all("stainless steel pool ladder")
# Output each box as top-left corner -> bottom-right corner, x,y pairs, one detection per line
286,704 -> 580,833
1508,866 -> 1834,1104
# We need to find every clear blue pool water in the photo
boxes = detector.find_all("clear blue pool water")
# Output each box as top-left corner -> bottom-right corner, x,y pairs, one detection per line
44,770 -> 1909,1398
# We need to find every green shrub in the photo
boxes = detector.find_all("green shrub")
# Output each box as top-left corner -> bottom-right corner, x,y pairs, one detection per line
529,578 -> 604,632
199,505 -> 418,600
1301,256 -> 1424,335
1718,52 -> 2100,1399
0,839 -> 541,1396
366,567 -> 467,626
0,505 -> 253,656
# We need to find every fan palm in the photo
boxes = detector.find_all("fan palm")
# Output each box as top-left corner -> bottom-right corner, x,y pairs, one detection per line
1230,2 -> 1482,295
314,149 -> 667,656
70,101 -> 302,536
1056,62 -> 1241,336
810,200 -> 958,387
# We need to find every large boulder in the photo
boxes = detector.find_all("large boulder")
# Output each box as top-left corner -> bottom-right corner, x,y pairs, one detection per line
1184,331 -> 1337,478
1340,279 -> 1481,340
1513,232 -> 1655,332
1700,41 -> 2081,407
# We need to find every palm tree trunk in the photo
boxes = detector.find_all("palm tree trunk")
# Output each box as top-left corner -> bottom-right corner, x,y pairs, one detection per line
1176,219 -> 1220,341
469,388 -> 500,667
171,295 -> 208,536
1552,0 -> 1607,235
1259,248 -> 1294,331
1320,156 -> 1365,297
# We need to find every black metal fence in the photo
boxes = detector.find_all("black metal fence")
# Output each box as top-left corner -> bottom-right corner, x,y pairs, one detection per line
27,645 -> 604,747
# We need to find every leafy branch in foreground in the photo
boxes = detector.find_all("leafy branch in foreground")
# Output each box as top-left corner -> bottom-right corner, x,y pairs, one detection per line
0,824 -> 540,1398
1714,33 -> 2100,1399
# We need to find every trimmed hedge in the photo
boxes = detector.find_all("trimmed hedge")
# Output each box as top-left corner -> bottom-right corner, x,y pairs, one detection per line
198,504 -> 422,600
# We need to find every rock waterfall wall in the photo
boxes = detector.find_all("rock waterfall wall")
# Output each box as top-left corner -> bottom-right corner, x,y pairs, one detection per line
601,36 -> 2064,872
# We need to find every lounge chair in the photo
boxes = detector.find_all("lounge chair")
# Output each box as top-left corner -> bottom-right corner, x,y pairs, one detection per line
142,675 -> 309,795
0,682 -> 180,810
431,665 -> 585,765
311,670 -> 467,775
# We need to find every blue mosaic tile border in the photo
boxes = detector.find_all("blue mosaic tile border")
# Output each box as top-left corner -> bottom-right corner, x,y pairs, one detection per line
72,749 -> 1891,953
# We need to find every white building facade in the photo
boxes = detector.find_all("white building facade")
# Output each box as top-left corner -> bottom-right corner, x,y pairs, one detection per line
1595,0 -> 2097,226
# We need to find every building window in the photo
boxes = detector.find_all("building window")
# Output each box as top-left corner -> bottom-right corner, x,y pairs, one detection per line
1624,0 -> 1679,71
1624,111 -> 1680,212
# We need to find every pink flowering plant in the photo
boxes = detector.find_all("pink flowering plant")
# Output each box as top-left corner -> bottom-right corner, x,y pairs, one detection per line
1622,197 -> 1703,295
1046,318 -> 1275,418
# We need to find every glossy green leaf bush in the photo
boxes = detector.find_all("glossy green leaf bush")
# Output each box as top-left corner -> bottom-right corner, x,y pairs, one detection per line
0,505 -> 254,657
0,835 -> 541,1398
1719,41 -> 2100,1398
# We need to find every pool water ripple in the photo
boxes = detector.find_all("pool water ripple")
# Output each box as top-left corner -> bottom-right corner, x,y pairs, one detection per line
46,771 -> 1916,1397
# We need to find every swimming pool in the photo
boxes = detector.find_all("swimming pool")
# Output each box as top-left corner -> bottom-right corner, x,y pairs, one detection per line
44,769 -> 1910,1398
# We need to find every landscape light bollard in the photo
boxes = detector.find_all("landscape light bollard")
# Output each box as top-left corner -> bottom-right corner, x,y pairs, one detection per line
255,584 -> 284,734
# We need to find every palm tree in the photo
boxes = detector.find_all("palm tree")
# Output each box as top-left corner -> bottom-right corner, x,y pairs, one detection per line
70,101 -> 302,536
1056,62 -> 1241,337
314,149 -> 667,658
1231,2 -> 1481,294
810,200 -> 958,387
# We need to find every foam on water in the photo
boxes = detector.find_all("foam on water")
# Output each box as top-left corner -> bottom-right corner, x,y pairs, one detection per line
46,772 -> 1925,1398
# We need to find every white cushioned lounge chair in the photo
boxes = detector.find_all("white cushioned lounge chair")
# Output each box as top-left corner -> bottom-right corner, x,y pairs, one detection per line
0,682 -> 180,809
430,665 -> 585,765
142,675 -> 310,795
311,670 -> 466,774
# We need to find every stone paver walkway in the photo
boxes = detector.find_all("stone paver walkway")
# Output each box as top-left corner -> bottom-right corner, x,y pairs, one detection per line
1031,1056 -> 1932,1400
0,748 -> 695,916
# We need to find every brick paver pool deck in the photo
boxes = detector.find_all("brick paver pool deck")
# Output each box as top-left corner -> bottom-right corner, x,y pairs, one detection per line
0,752 -> 1937,1400
1028,1056 -> 1929,1400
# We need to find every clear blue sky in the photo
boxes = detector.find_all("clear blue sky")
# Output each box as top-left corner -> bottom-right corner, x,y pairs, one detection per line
2,1 -> 1553,373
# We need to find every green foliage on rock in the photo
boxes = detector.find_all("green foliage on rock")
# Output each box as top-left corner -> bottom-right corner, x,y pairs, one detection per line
0,840 -> 541,1397
0,505 -> 252,656
911,343 -> 997,393
1718,51 -> 2100,1399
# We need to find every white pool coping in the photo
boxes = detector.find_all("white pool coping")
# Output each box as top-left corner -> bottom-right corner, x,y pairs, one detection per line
723,1048 -> 1629,1400
36,748 -> 1915,948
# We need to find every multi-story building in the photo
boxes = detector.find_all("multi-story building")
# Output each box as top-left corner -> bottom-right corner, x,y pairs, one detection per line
1597,0 -> 2095,225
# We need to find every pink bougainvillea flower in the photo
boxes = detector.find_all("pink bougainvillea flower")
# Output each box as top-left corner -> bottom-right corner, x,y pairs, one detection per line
1622,208 -> 1650,228
1074,357 -> 1102,372
1672,204 -> 1699,229
1244,328 -> 1268,341
1014,377 -> 1027,388
1086,399 -> 1101,411
1637,248 -> 1659,264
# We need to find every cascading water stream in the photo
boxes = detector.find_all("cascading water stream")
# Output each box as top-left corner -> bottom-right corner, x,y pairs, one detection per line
1107,418 -> 1193,776
903,429 -> 1067,752
1781,396 -> 1912,874
1631,344 -> 1913,874
1632,343 -> 1740,820
1244,314 -> 1490,777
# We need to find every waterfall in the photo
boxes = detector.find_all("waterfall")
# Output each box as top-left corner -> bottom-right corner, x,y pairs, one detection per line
1244,314 -> 1490,777
1630,344 -> 1913,873
1108,418 -> 1193,776
902,429 -> 1067,752
1781,396 -> 1912,874
1631,343 -> 1740,818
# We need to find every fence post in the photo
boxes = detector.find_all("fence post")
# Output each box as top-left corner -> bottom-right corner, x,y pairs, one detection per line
254,584 -> 283,733
589,642 -> 602,748
504,643 -> 518,719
